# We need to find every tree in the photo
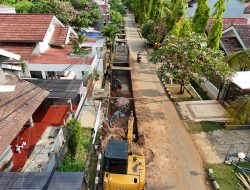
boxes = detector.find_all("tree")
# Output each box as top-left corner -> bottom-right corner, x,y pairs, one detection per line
151,34 -> 232,93
30,0 -> 78,24
141,19 -> 167,45
224,49 -> 250,71
192,0 -> 210,34
207,0 -> 226,50
162,0 -> 187,33
67,119 -> 81,158
102,24 -> 119,61
110,10 -> 123,25
226,97 -> 250,126
72,34 -> 86,54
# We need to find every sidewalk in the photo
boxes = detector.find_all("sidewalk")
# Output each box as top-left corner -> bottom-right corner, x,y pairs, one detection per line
126,14 -> 209,190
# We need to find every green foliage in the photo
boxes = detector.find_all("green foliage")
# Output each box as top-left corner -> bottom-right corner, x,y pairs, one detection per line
141,19 -> 167,44
225,49 -> 250,71
192,0 -> 210,34
11,0 -> 33,13
226,97 -> 250,126
72,34 -> 86,54
152,34 -> 232,91
57,127 -> 92,171
207,0 -> 226,50
1,0 -> 100,28
19,60 -> 27,74
186,120 -> 224,134
67,119 -> 81,157
30,0 -> 77,24
206,163 -> 244,190
102,24 -> 119,45
171,17 -> 191,37
110,9 -> 123,25
110,0 -> 126,15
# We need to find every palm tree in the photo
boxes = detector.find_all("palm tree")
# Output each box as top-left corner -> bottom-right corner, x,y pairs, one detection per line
225,49 -> 250,71
101,24 -> 119,48
226,97 -> 250,126
101,24 -> 119,62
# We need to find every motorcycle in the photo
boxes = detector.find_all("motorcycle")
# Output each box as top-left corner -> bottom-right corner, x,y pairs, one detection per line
137,52 -> 141,62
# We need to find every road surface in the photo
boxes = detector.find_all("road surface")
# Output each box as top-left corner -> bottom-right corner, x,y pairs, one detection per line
126,14 -> 209,190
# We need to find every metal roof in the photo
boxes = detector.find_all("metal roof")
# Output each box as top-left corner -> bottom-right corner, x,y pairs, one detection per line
0,172 -> 84,190
25,79 -> 83,99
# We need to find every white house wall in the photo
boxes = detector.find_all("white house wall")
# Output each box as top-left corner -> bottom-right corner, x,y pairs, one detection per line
27,55 -> 98,81
0,145 -> 13,171
0,7 -> 16,13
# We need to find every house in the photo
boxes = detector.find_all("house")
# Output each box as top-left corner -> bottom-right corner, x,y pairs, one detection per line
0,74 -> 49,171
221,25 -> 250,54
0,4 -> 15,14
93,0 -> 110,26
0,14 -> 99,82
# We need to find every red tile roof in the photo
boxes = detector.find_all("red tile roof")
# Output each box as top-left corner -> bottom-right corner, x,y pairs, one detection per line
207,18 -> 248,33
0,75 -> 49,158
50,27 -> 69,47
0,43 -> 36,60
0,14 -> 53,42
28,46 -> 94,65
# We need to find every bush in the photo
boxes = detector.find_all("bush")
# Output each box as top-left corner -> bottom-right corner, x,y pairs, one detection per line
67,119 -> 81,157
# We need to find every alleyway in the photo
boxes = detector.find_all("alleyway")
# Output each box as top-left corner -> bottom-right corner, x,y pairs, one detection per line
126,14 -> 209,190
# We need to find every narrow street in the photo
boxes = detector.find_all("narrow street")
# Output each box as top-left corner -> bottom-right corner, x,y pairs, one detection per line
126,14 -> 209,190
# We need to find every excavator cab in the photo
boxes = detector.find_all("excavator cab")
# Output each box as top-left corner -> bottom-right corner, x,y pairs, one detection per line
103,140 -> 145,190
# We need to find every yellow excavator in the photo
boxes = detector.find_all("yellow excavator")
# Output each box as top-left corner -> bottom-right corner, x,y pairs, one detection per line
102,115 -> 146,190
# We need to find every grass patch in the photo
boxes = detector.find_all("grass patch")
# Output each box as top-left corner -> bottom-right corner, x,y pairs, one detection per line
57,128 -> 92,171
206,163 -> 243,190
166,84 -> 200,102
186,120 -> 225,134
87,150 -> 98,190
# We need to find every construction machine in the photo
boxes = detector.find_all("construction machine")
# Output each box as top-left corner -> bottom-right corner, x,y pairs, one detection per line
102,115 -> 146,190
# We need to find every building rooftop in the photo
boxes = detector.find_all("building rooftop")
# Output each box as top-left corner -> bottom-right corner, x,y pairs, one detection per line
207,18 -> 248,33
0,172 -> 84,190
231,71 -> 250,90
28,46 -> 94,65
0,14 -> 53,42
0,75 -> 49,157
0,43 -> 36,61
233,25 -> 250,48
221,37 -> 243,53
50,27 -> 69,47
25,79 -> 83,99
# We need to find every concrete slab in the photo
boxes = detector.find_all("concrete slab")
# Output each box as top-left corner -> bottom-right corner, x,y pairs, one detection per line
177,100 -> 228,121
193,129 -> 250,163
22,127 -> 62,172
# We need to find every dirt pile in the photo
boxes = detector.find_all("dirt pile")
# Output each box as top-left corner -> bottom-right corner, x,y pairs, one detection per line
100,120 -> 145,155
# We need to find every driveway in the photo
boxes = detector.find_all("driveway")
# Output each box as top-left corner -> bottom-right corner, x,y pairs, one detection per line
126,14 -> 209,190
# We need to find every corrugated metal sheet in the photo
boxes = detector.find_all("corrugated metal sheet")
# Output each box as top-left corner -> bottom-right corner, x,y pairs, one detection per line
25,79 -> 82,99
0,172 -> 84,190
